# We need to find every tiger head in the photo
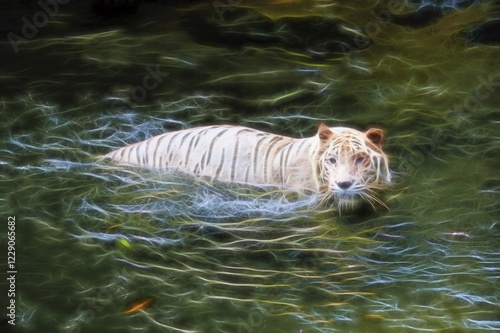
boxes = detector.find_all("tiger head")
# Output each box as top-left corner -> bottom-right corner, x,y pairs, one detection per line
316,124 -> 391,210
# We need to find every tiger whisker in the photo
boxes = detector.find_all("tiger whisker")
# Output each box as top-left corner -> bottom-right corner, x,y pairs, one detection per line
361,189 -> 389,210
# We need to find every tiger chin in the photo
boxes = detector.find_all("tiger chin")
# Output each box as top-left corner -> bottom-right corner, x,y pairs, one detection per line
104,124 -> 391,212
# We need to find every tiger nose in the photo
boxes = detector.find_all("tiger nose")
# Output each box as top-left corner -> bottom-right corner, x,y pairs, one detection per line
337,181 -> 353,190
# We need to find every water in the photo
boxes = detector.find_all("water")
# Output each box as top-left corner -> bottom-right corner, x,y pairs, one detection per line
1,1 -> 499,332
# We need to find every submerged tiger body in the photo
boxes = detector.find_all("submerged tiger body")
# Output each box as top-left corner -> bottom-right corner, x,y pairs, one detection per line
105,124 -> 391,209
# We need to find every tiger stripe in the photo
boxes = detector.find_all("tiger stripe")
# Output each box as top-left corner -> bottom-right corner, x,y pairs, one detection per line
205,127 -> 229,167
262,136 -> 280,182
230,138 -> 239,182
164,132 -> 182,164
252,135 -> 268,183
152,135 -> 164,169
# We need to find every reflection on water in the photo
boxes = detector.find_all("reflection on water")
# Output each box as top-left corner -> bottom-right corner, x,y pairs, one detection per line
1,1 -> 499,332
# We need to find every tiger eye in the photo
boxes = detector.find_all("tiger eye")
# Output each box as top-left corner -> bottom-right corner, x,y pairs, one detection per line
355,154 -> 368,165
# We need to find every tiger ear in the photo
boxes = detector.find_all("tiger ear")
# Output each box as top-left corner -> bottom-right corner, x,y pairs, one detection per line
317,123 -> 333,143
366,128 -> 384,146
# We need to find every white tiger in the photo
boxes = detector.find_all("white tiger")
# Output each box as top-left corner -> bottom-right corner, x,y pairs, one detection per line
105,124 -> 391,209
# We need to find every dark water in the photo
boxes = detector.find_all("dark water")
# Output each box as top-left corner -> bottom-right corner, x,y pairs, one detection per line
1,1 -> 499,332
